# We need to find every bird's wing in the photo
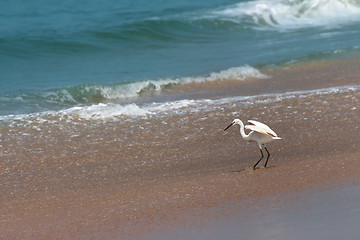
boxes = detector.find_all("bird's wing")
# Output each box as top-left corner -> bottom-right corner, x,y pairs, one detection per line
245,125 -> 271,136
247,120 -> 278,137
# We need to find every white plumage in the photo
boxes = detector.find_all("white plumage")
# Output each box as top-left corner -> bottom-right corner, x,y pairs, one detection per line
224,118 -> 281,169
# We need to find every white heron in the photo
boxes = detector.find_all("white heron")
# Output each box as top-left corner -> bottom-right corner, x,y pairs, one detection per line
224,119 -> 281,169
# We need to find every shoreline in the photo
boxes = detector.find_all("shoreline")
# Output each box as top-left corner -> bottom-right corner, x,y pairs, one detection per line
1,57 -> 360,121
1,57 -> 360,239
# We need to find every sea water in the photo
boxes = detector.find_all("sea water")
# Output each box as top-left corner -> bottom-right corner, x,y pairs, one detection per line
1,0 -> 360,117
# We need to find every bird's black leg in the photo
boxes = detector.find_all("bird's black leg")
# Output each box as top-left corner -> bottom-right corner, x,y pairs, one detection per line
264,147 -> 270,168
253,149 -> 264,170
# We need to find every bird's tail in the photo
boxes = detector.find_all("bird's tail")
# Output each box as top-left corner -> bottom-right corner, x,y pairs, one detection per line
274,137 -> 282,140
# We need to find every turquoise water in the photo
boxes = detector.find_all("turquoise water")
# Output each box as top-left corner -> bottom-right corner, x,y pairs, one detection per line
1,0 -> 360,115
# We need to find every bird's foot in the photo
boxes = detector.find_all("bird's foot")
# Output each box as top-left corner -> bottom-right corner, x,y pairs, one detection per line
264,165 -> 274,169
253,166 -> 270,170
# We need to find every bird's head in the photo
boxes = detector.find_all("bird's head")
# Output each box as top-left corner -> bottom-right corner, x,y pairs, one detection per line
224,118 -> 242,131
233,119 -> 241,124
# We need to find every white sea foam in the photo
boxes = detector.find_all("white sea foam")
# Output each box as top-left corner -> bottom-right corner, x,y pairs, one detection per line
67,103 -> 150,119
59,85 -> 360,120
40,65 -> 268,104
1,85 -> 358,124
65,100 -> 201,120
2,65 -> 266,112
214,0 -> 360,29
99,65 -> 268,100
180,65 -> 269,83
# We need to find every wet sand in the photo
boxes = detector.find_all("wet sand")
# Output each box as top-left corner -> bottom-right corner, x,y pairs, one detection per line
1,58 -> 360,239
142,179 -> 360,240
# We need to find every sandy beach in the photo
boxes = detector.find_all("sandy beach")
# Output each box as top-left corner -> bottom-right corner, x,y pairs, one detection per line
1,58 -> 360,239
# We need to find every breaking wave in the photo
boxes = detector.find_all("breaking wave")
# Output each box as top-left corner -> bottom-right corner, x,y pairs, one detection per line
0,65 -> 267,116
45,65 -> 267,103
212,0 -> 360,30
1,85 -> 358,125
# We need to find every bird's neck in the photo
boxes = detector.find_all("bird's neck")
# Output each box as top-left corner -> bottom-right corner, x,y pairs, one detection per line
238,121 -> 249,139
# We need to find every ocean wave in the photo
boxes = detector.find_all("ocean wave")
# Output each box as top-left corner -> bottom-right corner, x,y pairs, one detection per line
59,84 -> 360,120
3,0 -> 360,59
0,65 -> 267,116
51,65 -> 267,103
1,85 -> 358,125
103,65 -> 264,98
8,0 -> 360,44
46,84 -> 360,120
213,0 -> 360,30
118,0 -> 360,35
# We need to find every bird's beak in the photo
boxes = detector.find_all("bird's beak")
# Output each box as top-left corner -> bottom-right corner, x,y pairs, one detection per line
224,122 -> 234,131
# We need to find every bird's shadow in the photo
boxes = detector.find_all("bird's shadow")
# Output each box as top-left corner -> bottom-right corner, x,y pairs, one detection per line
230,168 -> 246,173
229,165 -> 276,173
